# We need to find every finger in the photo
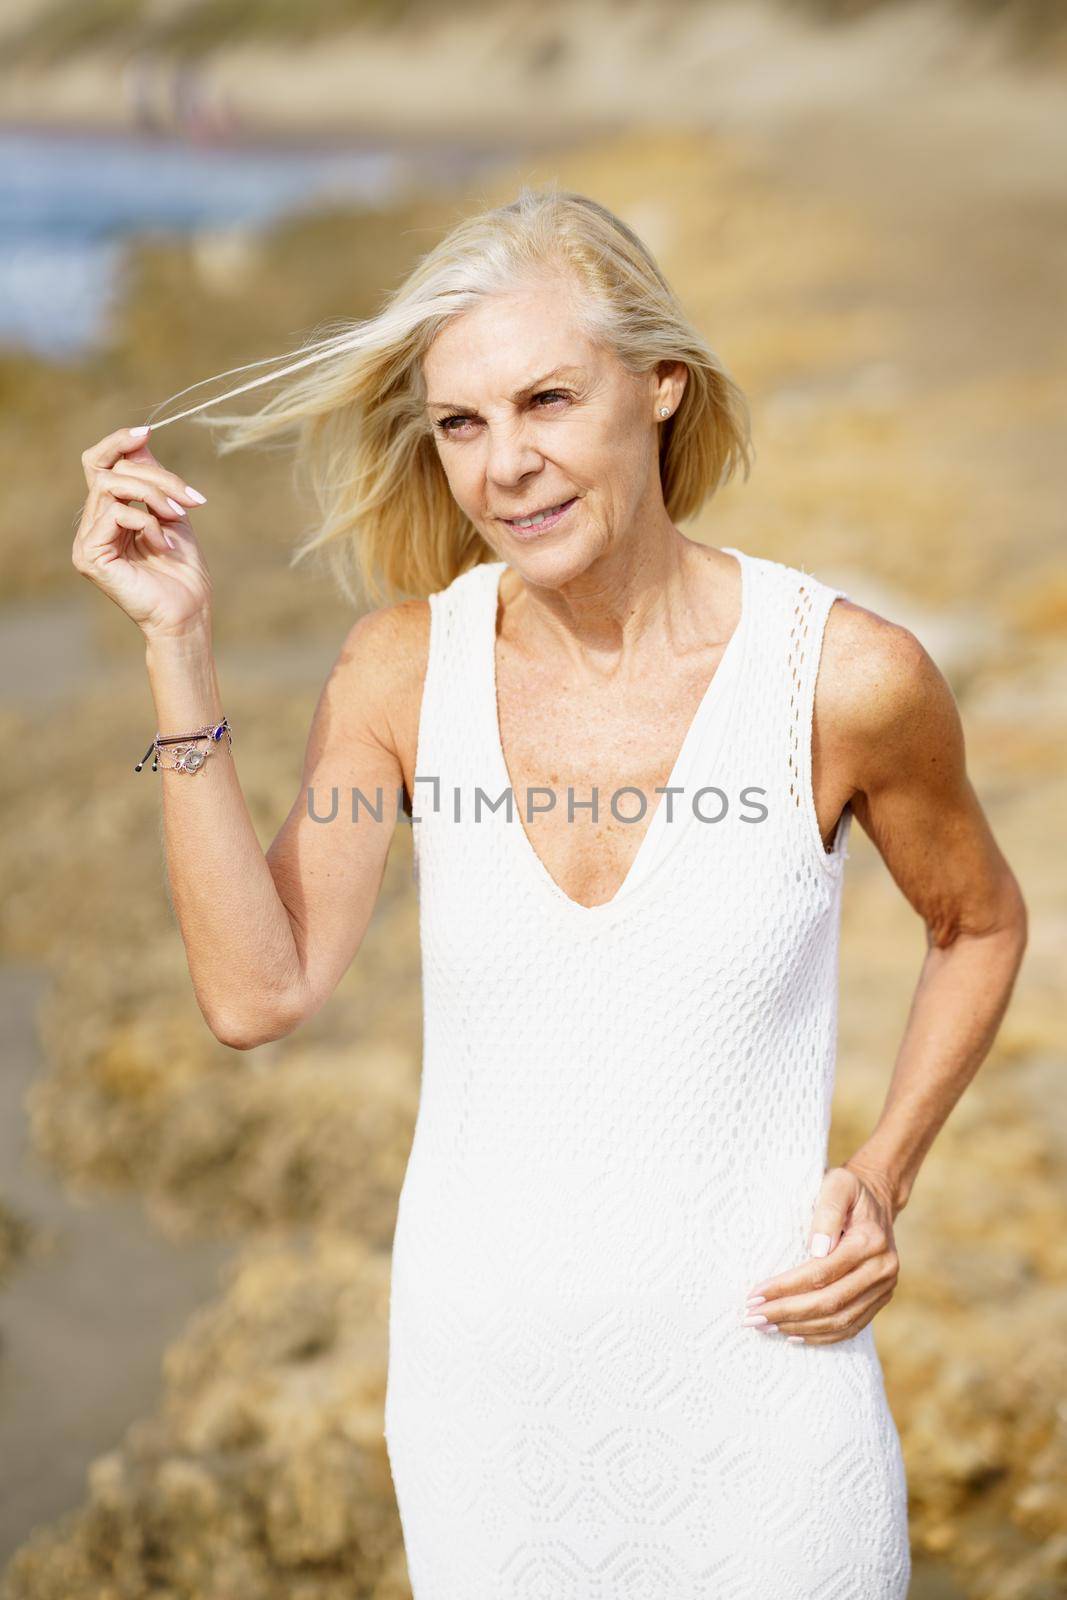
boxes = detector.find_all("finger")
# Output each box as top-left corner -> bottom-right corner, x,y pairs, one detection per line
807,1165 -> 863,1259
96,456 -> 207,512
756,1254 -> 892,1332
91,469 -> 197,525
762,1279 -> 889,1341
113,502 -> 177,556
81,423 -> 157,488
746,1234 -> 867,1306
77,500 -> 174,563
787,1286 -> 896,1345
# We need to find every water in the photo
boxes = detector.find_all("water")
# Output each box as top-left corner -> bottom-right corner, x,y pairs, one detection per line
0,125 -> 511,361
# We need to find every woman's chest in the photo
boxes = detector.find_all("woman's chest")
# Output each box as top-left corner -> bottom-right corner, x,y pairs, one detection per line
494,657 -> 728,907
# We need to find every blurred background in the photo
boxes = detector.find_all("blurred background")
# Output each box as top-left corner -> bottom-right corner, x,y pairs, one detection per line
0,2 -> 1064,1596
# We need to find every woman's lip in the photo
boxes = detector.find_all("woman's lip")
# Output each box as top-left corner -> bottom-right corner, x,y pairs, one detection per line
501,497 -> 578,536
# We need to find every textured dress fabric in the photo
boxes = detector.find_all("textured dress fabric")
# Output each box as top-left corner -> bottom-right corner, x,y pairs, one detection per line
383,546 -> 911,1599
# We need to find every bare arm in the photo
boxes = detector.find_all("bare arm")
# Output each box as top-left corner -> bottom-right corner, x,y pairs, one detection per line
72,424 -> 423,1051
147,605 -> 420,1049
739,610 -> 1028,1340
829,609 -> 1028,1215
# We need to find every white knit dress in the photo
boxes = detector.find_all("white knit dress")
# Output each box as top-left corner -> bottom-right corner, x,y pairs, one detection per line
383,545 -> 911,1599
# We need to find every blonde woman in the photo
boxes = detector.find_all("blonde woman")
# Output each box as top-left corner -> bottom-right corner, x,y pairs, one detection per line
72,188 -> 1026,1595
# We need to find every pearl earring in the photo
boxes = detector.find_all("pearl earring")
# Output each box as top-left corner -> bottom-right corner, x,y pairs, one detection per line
659,406 -> 670,418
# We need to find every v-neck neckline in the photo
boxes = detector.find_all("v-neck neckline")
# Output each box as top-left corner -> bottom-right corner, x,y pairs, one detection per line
483,546 -> 754,923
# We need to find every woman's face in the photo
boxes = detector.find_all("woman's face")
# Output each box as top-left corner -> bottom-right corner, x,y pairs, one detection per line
421,276 -> 686,580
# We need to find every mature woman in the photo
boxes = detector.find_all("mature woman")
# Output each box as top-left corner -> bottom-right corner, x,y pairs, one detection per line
72,188 -> 1026,1596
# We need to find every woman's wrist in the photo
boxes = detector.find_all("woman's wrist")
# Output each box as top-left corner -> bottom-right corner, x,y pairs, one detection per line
142,614 -> 214,654
844,1153 -> 912,1218
144,619 -> 223,730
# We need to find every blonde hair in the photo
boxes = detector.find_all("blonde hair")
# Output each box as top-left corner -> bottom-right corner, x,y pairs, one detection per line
148,184 -> 754,606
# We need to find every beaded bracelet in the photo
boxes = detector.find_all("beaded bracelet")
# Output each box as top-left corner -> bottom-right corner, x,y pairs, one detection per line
134,717 -> 232,774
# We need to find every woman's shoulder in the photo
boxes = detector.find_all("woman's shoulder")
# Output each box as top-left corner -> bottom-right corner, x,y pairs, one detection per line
328,556 -> 499,728
799,568 -> 949,796
735,545 -> 847,603
739,544 -> 935,737
337,595 -> 429,684
324,596 -> 426,743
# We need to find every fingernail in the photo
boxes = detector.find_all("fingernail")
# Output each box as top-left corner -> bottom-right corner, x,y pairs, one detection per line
741,1313 -> 768,1326
811,1234 -> 832,1257
787,1335 -> 804,1344
166,496 -> 185,516
129,424 -> 150,438
746,1296 -> 767,1308
163,530 -> 176,549
185,485 -> 207,504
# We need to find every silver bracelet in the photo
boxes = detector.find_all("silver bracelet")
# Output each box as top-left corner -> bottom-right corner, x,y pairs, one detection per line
134,717 -> 232,774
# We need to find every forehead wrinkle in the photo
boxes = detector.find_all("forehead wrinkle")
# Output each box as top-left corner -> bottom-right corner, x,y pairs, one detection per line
425,364 -> 586,413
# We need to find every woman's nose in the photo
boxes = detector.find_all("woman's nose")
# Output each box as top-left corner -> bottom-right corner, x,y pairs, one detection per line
485,421 -> 543,485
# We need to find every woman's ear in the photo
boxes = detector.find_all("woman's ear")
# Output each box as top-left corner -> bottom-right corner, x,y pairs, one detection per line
654,359 -> 688,412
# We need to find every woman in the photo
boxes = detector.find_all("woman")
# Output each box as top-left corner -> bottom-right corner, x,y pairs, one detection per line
72,188 -> 1027,1596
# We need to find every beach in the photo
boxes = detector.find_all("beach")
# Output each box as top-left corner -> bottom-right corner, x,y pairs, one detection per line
0,3 -> 1064,1595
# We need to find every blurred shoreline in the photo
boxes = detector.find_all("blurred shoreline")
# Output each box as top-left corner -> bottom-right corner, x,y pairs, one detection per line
0,111 -> 580,159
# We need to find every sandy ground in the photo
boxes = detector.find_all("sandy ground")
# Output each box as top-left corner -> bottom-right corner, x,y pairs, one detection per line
0,3 -> 1064,1596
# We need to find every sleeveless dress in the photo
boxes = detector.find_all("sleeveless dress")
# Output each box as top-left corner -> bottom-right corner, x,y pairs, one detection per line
383,545 -> 912,1599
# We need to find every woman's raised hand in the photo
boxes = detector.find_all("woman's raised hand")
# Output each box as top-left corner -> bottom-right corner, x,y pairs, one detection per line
72,425 -> 213,641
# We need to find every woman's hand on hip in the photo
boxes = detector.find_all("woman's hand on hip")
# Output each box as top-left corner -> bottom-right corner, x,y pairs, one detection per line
742,1163 -> 901,1344
71,424 -> 214,642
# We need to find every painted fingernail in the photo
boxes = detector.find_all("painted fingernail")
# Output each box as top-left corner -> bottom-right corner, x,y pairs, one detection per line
741,1313 -> 768,1326
811,1234 -> 832,1257
129,424 -> 150,438
746,1296 -> 766,1308
163,530 -> 176,549
185,485 -> 207,504
166,496 -> 185,516
787,1336 -> 804,1344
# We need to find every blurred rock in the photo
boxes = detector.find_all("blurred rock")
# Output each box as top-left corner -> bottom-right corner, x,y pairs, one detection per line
190,225 -> 265,297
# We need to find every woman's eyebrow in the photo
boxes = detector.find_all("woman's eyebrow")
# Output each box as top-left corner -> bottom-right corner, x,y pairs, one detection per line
426,366 -> 584,412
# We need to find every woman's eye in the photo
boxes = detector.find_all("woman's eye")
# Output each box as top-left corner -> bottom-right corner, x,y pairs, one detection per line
435,390 -> 569,437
